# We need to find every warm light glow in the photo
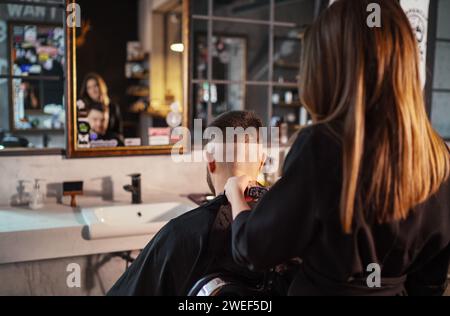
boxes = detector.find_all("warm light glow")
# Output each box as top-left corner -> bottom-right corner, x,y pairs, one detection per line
170,43 -> 184,53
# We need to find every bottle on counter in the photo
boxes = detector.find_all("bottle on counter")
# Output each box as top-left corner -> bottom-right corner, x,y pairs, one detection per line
29,179 -> 45,210
10,180 -> 31,207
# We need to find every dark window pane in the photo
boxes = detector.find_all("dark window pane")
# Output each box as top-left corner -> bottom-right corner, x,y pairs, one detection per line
192,0 -> 208,15
275,0 -> 315,26
213,0 -> 270,21
11,77 -> 64,130
213,21 -> 269,82
437,0 -> 450,39
11,24 -> 65,78
192,82 -> 244,125
2,77 -> 66,149
431,92 -> 450,139
246,85 -> 269,125
211,83 -> 244,118
0,3 -> 67,150
433,41 -> 450,90
0,17 -> 8,75
0,79 -> 9,130
209,35 -> 246,82
192,19 -> 209,80
272,86 -> 304,139
192,82 -> 209,126
273,26 -> 303,83
1,4 -> 64,76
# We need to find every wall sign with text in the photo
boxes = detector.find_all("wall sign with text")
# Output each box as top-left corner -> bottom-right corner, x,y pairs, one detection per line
328,0 -> 430,87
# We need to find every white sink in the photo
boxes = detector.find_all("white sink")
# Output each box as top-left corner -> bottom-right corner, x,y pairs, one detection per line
81,202 -> 194,240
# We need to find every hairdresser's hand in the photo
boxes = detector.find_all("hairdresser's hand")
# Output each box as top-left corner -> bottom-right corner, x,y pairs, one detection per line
225,175 -> 251,220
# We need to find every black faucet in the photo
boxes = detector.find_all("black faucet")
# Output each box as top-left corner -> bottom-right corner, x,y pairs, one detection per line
123,174 -> 142,204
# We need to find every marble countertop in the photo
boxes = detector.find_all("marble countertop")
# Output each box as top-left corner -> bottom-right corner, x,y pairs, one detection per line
0,195 -> 197,265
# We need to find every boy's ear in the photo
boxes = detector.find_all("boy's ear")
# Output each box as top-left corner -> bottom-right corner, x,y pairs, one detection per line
207,161 -> 216,174
205,143 -> 215,161
205,149 -> 215,163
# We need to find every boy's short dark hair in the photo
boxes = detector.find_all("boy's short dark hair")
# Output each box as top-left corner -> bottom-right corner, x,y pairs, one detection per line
206,111 -> 263,145
208,111 -> 262,133
205,111 -> 263,164
87,102 -> 104,115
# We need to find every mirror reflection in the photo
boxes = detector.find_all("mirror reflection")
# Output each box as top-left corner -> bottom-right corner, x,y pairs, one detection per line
0,1 -> 65,150
11,23 -> 65,130
74,0 -> 185,150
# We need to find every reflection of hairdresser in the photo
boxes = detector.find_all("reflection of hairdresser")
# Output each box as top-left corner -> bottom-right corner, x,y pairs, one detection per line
78,73 -> 123,140
87,103 -> 123,146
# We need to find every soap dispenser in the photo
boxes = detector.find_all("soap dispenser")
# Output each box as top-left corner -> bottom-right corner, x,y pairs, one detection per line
10,180 -> 31,207
29,179 -> 45,210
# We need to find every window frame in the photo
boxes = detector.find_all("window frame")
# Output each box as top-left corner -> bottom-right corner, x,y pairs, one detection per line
189,0 -> 321,126
7,20 -> 65,134
0,0 -> 66,155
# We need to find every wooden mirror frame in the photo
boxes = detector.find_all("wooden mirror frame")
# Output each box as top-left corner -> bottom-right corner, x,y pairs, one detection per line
65,0 -> 190,158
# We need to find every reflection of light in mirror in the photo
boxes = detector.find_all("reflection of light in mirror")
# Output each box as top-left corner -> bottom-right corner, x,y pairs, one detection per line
166,112 -> 182,128
170,43 -> 184,53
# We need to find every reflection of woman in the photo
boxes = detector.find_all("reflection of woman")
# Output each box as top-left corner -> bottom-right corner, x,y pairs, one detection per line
78,73 -> 123,139
225,0 -> 450,296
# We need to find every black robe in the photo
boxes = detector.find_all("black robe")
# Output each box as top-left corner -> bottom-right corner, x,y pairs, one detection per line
231,124 -> 450,296
107,196 -> 268,296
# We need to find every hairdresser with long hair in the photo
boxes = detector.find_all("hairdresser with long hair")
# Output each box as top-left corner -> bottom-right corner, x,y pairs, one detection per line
225,0 -> 450,296
78,73 -> 123,140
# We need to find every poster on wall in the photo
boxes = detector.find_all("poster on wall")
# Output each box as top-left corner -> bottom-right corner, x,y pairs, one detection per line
400,0 -> 430,88
328,0 -> 430,87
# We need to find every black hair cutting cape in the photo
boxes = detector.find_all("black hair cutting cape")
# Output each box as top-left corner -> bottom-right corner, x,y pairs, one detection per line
107,196 -> 266,296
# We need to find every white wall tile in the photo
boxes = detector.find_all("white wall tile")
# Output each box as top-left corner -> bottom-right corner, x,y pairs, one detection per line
0,153 -> 209,205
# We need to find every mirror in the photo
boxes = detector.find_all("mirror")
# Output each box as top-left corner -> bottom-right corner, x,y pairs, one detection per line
66,0 -> 189,157
0,0 -> 66,151
10,23 -> 65,131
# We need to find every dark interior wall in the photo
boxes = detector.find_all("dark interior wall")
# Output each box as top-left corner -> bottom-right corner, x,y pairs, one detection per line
76,0 -> 138,108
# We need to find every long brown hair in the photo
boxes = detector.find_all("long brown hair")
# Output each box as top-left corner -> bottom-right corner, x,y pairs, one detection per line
300,0 -> 450,233
79,72 -> 110,107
